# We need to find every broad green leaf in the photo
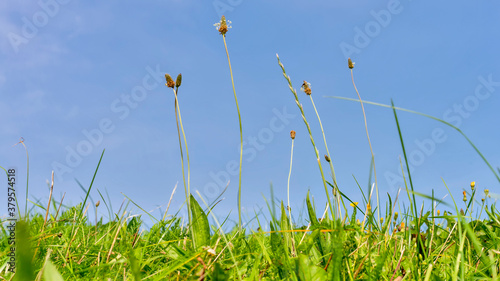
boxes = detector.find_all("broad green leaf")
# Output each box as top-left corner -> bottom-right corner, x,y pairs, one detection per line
190,194 -> 210,249
43,260 -> 64,281
295,253 -> 327,281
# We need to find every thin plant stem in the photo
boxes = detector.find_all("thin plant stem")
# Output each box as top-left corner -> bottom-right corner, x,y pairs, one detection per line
222,34 -> 244,229
173,89 -> 188,219
276,54 -> 334,219
286,136 -> 296,256
308,95 -> 345,219
172,88 -> 194,242
350,69 -> 380,224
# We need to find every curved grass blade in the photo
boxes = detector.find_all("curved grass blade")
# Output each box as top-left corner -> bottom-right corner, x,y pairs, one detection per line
326,96 -> 500,183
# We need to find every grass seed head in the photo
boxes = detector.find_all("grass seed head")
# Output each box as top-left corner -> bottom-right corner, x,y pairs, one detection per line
214,15 -> 231,35
348,58 -> 355,69
176,73 -> 182,88
290,130 -> 296,139
301,80 -> 312,95
165,74 -> 175,88
324,155 -> 331,162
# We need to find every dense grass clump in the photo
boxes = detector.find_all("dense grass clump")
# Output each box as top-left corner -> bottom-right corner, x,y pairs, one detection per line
2,192 -> 500,280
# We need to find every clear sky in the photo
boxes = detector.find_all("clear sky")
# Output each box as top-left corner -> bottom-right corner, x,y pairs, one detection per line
2,1 -> 499,228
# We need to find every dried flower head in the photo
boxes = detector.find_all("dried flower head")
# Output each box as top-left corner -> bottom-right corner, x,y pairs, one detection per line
301,81 -> 312,95
176,73 -> 182,88
348,58 -> 355,69
290,130 -> 296,139
324,155 -> 331,162
214,15 -> 232,35
165,74 -> 175,88
96,201 -> 100,207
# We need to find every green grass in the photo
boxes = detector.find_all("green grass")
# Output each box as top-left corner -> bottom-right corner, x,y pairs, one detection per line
2,16 -> 500,280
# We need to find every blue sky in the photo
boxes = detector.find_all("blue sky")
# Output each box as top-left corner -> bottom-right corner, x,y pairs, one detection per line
2,1 -> 499,228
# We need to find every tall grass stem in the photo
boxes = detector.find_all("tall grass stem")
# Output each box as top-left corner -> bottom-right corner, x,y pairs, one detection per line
350,68 -> 380,224
308,95 -> 344,219
222,35 -> 244,229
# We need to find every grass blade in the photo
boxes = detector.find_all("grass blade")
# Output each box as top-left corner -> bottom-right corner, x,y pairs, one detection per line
79,149 -> 105,217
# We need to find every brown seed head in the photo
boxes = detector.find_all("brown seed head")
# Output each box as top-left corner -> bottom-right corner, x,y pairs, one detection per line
96,201 -> 100,207
216,15 -> 231,35
324,155 -> 331,162
165,74 -> 175,88
301,81 -> 312,95
348,58 -> 354,69
176,73 -> 182,88
290,130 -> 296,139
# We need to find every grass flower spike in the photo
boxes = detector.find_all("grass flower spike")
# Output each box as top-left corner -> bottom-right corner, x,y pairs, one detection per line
214,15 -> 232,35
165,74 -> 175,88
301,81 -> 312,95
176,73 -> 182,88
216,15 -> 244,229
301,79 -> 343,218
165,72 -> 193,246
